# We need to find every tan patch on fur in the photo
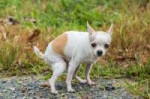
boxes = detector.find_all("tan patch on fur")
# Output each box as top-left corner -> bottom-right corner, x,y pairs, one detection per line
51,33 -> 67,56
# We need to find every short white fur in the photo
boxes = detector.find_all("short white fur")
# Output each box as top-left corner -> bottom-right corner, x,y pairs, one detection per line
33,23 -> 113,94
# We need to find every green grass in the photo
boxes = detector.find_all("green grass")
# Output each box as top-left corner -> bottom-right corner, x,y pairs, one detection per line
123,79 -> 150,98
0,0 -> 150,98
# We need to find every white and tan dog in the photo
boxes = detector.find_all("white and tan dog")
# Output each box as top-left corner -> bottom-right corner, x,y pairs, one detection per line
34,22 -> 113,94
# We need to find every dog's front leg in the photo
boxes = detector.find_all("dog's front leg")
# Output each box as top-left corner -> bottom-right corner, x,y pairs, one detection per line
85,63 -> 96,86
66,60 -> 79,92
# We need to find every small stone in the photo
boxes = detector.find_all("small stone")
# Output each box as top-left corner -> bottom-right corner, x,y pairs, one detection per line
2,80 -> 6,83
82,94 -> 92,99
21,88 -> 26,93
79,86 -> 82,89
9,87 -> 15,91
12,95 -> 16,99
3,89 -> 7,92
107,82 -> 112,86
105,86 -> 115,91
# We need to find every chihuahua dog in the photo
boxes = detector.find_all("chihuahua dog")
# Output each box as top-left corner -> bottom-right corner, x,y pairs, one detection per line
34,22 -> 113,94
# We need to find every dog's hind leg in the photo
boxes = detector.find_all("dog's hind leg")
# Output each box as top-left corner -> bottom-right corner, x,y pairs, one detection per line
66,60 -> 80,92
74,65 -> 87,83
49,61 -> 66,94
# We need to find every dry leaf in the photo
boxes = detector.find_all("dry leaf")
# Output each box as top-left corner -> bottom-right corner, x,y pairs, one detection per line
0,25 -> 7,40
24,17 -> 36,24
40,82 -> 50,88
115,56 -> 136,61
13,35 -> 20,43
82,94 -> 92,99
28,29 -> 40,42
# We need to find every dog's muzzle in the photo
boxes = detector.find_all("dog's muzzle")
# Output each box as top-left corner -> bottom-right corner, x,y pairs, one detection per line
97,50 -> 103,56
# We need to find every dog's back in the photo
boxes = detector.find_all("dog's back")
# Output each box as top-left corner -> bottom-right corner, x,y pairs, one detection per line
44,31 -> 93,63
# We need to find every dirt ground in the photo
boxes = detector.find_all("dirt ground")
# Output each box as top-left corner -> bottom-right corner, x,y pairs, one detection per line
0,76 -> 142,99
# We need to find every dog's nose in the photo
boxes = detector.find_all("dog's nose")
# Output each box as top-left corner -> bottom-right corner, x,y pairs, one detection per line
97,50 -> 103,56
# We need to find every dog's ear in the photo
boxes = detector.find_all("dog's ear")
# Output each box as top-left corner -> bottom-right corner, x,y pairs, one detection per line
87,22 -> 95,41
87,22 -> 95,34
107,24 -> 113,36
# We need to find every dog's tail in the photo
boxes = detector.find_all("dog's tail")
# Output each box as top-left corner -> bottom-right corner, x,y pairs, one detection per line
33,46 -> 45,59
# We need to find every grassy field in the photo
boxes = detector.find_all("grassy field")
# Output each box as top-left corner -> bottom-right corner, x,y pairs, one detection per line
0,0 -> 150,98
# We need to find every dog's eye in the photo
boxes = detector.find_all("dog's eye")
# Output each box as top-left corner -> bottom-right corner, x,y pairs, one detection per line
91,43 -> 97,48
104,44 -> 109,49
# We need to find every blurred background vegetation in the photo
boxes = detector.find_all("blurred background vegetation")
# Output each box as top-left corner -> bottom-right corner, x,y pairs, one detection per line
0,0 -> 149,98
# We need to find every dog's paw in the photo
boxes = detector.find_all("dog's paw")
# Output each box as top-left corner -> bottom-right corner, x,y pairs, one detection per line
51,90 -> 58,94
88,81 -> 96,86
67,88 -> 75,93
80,79 -> 87,84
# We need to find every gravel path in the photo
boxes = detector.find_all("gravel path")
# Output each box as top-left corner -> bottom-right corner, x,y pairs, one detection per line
0,76 -> 142,99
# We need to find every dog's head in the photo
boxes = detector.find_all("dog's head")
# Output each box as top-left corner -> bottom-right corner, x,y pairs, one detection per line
87,22 -> 113,57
